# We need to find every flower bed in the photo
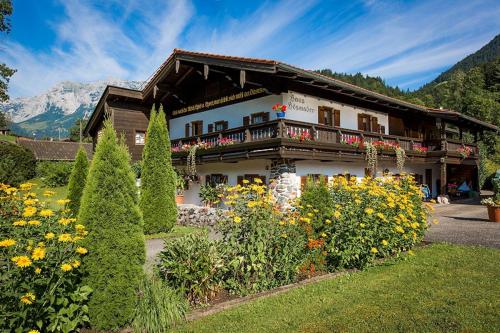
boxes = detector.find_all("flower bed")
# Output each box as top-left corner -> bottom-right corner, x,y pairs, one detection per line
157,175 -> 432,307
0,182 -> 91,332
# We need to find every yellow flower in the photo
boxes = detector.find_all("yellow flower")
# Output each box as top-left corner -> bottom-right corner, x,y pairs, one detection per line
43,190 -> 55,197
59,218 -> 71,225
13,220 -> 27,226
432,219 -> 439,225
56,199 -> 70,205
61,263 -> 73,272
28,220 -> 41,226
281,233 -> 287,238
247,201 -> 258,208
320,232 -> 327,238
23,206 -> 37,217
395,226 -> 404,234
39,209 -> 54,217
364,208 -> 374,215
370,247 -> 379,254
15,256 -> 32,268
325,219 -> 331,224
388,202 -> 396,208
76,247 -> 88,255
307,212 -> 313,217
45,232 -> 55,240
381,239 -> 388,246
253,178 -> 262,184
359,223 -> 365,228
58,233 -> 73,242
34,267 -> 42,274
333,211 -> 341,219
233,216 -> 242,223
31,247 -> 46,261
279,221 -> 285,225
19,182 -> 34,191
410,222 -> 419,229
0,239 -> 16,247
408,250 -> 415,256
242,179 -> 249,184
28,330 -> 40,333
72,260 -> 81,268
20,292 -> 36,305
376,212 -> 385,220
355,199 -> 362,205
24,199 -> 36,205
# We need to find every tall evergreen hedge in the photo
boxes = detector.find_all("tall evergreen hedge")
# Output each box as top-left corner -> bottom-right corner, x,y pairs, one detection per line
140,105 -> 177,234
78,121 -> 145,330
67,146 -> 89,214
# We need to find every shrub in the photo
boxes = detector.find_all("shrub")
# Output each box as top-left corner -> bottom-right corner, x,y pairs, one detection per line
78,120 -> 145,330
0,141 -> 36,186
132,275 -> 188,333
36,161 -> 73,187
299,175 -> 431,270
158,233 -> 224,305
140,106 -> 177,234
0,182 -> 91,332
67,146 -> 89,214
199,184 -> 222,206
218,181 -> 306,295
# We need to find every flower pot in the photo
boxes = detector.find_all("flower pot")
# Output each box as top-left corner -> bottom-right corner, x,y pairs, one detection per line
276,112 -> 286,119
175,194 -> 185,205
487,205 -> 500,222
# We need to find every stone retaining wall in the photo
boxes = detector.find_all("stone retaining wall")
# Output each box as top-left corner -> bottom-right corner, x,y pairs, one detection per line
177,204 -> 219,228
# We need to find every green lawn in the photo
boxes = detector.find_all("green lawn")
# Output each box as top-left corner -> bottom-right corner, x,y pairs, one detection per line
30,178 -> 69,209
0,134 -> 17,143
174,244 -> 500,333
145,225 -> 207,240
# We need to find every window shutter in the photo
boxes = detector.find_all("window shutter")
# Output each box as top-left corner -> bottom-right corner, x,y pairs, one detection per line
263,112 -> 270,122
380,125 -> 385,134
334,110 -> 340,127
243,116 -> 250,126
208,124 -> 214,133
318,107 -> 325,124
223,121 -> 229,130
185,123 -> 190,137
357,114 -> 363,130
222,175 -> 228,184
237,176 -> 244,185
371,117 -> 378,133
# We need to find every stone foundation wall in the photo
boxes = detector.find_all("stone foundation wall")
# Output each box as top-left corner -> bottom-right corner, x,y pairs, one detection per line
177,204 -> 219,228
269,159 -> 299,207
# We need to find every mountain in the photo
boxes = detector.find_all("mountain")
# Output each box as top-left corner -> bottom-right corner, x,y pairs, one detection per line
1,79 -> 143,139
432,34 -> 500,84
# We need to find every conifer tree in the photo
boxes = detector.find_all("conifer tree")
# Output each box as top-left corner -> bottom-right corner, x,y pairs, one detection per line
78,120 -> 145,330
66,146 -> 88,214
140,105 -> 177,233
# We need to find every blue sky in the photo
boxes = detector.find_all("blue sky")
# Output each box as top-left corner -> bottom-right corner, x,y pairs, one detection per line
2,0 -> 499,97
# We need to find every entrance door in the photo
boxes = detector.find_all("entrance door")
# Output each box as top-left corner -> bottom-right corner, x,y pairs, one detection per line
425,169 -> 432,193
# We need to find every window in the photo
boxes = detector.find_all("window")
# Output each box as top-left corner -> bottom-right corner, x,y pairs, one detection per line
135,131 -> 146,145
206,174 -> 228,187
300,174 -> 328,188
318,107 -> 340,127
214,121 -> 228,132
250,112 -> 270,124
358,114 -> 371,131
191,121 -> 203,136
237,174 -> 266,185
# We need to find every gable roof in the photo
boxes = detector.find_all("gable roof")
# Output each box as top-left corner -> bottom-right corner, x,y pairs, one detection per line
17,138 -> 93,161
86,49 -> 498,135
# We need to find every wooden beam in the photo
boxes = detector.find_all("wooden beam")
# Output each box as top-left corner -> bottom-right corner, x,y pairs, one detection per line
175,67 -> 193,86
175,59 -> 180,73
240,70 -> 246,88
203,64 -> 209,80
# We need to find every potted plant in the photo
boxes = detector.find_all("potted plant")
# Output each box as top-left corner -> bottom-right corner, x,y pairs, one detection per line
481,177 -> 500,222
199,184 -> 219,207
175,172 -> 186,205
272,103 -> 287,119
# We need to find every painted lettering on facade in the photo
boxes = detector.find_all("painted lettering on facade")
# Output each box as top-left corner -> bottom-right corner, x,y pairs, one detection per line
286,91 -> 315,113
172,88 -> 266,116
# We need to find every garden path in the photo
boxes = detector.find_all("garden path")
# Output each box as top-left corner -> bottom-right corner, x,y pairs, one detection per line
425,200 -> 500,248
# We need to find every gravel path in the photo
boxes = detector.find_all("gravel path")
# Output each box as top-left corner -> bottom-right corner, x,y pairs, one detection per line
425,200 -> 500,248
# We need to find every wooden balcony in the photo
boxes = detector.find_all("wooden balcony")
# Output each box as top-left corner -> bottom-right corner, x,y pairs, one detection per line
171,119 -> 478,164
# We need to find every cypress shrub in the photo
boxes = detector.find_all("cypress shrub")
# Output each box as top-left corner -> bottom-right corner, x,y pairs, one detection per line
78,121 -> 145,330
67,146 -> 89,214
140,105 -> 177,234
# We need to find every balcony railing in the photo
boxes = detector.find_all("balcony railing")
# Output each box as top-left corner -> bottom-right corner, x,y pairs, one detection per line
171,119 -> 477,158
